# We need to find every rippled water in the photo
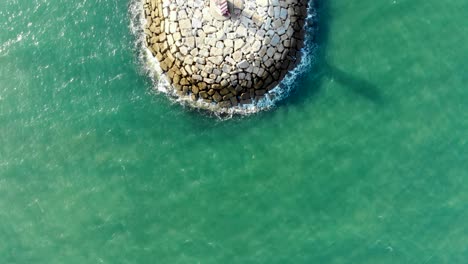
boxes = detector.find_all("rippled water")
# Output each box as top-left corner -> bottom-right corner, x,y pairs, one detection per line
1,0 -> 467,263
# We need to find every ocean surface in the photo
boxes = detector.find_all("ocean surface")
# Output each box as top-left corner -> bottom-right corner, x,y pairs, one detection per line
1,0 -> 467,263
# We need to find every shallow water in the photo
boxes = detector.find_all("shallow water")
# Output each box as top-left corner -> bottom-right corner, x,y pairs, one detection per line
1,0 -> 467,263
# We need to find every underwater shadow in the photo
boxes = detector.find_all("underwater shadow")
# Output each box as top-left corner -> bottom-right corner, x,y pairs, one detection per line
280,0 -> 383,108
274,0 -> 329,108
325,63 -> 383,104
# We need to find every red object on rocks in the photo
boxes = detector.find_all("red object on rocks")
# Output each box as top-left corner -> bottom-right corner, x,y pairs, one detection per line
216,0 -> 230,16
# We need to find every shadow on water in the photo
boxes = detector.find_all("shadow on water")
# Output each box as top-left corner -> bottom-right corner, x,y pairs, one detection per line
325,63 -> 383,104
282,0 -> 383,108
155,0 -> 383,123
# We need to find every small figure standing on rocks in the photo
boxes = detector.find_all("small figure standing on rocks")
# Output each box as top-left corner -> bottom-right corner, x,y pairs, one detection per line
214,0 -> 230,16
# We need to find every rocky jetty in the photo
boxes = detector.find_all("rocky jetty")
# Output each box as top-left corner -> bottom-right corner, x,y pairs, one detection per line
143,0 -> 309,109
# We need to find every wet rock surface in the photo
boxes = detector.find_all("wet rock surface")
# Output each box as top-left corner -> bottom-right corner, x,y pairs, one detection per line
143,0 -> 309,109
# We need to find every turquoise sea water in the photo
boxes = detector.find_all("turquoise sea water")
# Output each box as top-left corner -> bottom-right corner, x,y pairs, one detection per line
1,0 -> 468,263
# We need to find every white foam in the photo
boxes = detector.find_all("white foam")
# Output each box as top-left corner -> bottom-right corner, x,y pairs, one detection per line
0,31 -> 31,55
129,0 -> 317,117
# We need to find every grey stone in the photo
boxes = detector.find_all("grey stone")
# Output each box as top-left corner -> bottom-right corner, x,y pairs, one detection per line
224,39 -> 234,47
238,72 -> 246,80
226,56 -> 237,65
180,46 -> 188,55
266,47 -> 276,57
208,56 -> 223,65
258,46 -> 267,57
204,78 -> 215,84
234,39 -> 245,51
213,92 -> 222,102
237,60 -> 250,69
199,91 -> 209,99
185,37 -> 195,48
173,32 -> 182,42
179,19 -> 191,29
273,19 -> 283,29
270,34 -> 281,46
280,8 -> 288,19
192,18 -> 202,28
221,79 -> 229,86
220,88 -> 230,96
230,97 -> 238,106
251,40 -> 262,53
235,26 -> 247,37
203,25 -> 217,34
192,75 -> 203,81
195,57 -> 206,65
190,48 -> 199,56
277,27 -> 286,35
216,41 -> 224,49
274,6 -> 281,18
210,47 -> 223,56
256,30 -> 266,39
223,47 -> 234,56
218,101 -> 231,108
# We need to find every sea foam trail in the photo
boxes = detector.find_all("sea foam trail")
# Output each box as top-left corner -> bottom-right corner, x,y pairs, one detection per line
129,0 -> 317,117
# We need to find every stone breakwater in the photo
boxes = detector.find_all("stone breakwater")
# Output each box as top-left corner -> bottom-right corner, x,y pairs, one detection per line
143,0 -> 309,109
